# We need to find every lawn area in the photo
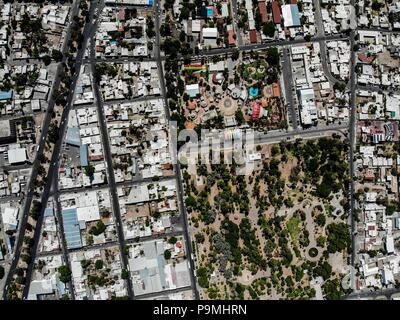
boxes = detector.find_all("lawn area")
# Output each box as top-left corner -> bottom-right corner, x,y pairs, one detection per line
287,215 -> 301,243
240,60 -> 269,82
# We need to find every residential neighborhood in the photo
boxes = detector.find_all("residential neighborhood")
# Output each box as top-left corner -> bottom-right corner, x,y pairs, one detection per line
1,0 -> 400,304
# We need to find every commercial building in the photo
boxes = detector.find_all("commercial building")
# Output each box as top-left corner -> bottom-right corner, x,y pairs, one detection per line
282,4 -> 301,28
7,147 -> 27,165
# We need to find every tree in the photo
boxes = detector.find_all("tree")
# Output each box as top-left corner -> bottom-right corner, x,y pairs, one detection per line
262,21 -> 276,38
195,233 -> 205,244
314,261 -> 332,280
168,237 -> 178,244
235,109 -> 245,125
84,165 -> 95,178
266,47 -> 280,66
231,49 -> 239,60
333,81 -> 346,92
180,6 -> 190,20
51,49 -> 63,62
90,220 -> 106,236
58,266 -> 72,283
315,214 -> 326,227
21,254 -> 31,264
164,249 -> 171,260
316,182 -> 332,198
121,269 -> 130,280
197,267 -> 209,288
95,260 -> 104,270
371,0 -> 383,11
323,279 -> 343,300
185,195 -> 197,208
327,223 -> 351,253
48,123 -> 60,143
30,200 -> 42,220
42,55 -> 51,66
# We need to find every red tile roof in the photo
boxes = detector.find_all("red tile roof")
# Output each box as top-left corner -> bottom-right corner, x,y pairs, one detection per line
228,30 -> 236,45
358,53 -> 376,64
252,102 -> 261,120
272,1 -> 282,24
258,1 -> 268,23
249,30 -> 258,43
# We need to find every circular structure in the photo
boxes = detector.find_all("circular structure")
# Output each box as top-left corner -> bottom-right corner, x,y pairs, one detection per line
248,67 -> 256,75
219,97 -> 237,116
257,66 -> 266,75
308,247 -> 319,258
230,87 -> 241,99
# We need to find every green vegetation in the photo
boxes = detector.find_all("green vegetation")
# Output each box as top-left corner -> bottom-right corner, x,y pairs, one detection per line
186,137 -> 348,299
94,63 -> 118,82
287,215 -> 301,243
315,213 -> 326,227
164,250 -> 171,260
262,21 -> 276,38
84,165 -> 95,178
121,269 -> 130,280
197,267 -> 209,288
58,266 -> 72,283
89,220 -> 106,236
95,260 -> 104,270
323,279 -> 344,300
168,237 -> 178,244
29,200 -> 42,220
326,223 -> 351,253
238,60 -> 269,82
308,247 -> 319,258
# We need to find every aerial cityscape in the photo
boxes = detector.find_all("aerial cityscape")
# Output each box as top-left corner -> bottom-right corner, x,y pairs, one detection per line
0,0 -> 400,302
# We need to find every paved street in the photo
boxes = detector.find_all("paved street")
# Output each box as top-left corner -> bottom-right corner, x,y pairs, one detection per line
282,46 -> 299,130
348,0 -> 358,292
2,0 -> 83,299
3,0 -> 392,301
154,0 -> 199,300
89,0 -> 135,300
19,0 -> 100,300
313,0 -> 345,86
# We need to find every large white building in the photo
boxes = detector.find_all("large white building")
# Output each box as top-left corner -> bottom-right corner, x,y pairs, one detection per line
7,147 -> 27,164
282,4 -> 301,28
202,27 -> 218,46
298,88 -> 317,126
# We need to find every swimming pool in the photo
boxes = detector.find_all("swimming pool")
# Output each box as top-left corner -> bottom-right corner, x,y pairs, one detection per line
249,87 -> 259,97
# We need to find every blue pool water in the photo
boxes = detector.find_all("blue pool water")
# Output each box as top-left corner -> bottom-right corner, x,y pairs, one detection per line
249,87 -> 259,97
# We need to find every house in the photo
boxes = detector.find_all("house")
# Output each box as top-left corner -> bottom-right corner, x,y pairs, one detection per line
272,1 -> 282,24
258,0 -> 268,24
249,30 -> 258,44
228,30 -> 236,46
